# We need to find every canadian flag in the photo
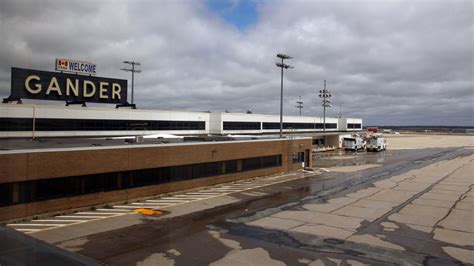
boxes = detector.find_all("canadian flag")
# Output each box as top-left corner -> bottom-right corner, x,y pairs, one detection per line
58,60 -> 68,67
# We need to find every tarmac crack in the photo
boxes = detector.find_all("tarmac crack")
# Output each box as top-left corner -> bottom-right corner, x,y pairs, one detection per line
434,183 -> 473,232
357,158 -> 472,234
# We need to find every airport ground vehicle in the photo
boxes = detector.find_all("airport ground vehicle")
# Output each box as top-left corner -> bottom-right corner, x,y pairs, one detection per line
343,136 -> 366,151
367,135 -> 387,152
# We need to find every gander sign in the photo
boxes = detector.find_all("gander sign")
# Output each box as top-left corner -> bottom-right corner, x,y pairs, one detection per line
10,67 -> 127,104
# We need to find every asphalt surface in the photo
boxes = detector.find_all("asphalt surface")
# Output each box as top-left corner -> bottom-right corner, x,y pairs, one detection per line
48,146 -> 473,265
0,226 -> 101,266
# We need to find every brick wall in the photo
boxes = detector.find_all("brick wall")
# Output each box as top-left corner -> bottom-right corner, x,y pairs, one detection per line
0,138 -> 312,221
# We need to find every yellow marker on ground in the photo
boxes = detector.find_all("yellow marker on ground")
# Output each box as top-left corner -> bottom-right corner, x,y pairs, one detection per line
133,208 -> 162,216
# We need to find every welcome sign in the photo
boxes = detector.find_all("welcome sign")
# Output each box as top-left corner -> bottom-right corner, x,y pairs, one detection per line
56,59 -> 97,76
10,67 -> 127,104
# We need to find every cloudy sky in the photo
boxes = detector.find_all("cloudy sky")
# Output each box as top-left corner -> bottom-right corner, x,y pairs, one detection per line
0,0 -> 472,126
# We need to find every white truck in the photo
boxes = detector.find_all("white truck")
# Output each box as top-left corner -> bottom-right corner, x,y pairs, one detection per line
343,136 -> 366,151
366,135 -> 387,152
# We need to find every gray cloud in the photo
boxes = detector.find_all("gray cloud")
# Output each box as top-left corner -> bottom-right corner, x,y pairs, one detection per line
0,0 -> 472,126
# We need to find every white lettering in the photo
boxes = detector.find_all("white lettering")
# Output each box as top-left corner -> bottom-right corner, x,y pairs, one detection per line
46,77 -> 62,95
112,83 -> 121,100
83,80 -> 96,97
99,82 -> 108,99
24,75 -> 41,94
66,78 -> 79,96
22,72 -> 118,101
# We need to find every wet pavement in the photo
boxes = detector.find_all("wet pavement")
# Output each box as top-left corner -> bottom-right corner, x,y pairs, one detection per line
45,147 -> 474,265
0,226 -> 100,266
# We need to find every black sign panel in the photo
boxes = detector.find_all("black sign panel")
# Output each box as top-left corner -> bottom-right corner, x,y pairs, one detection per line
10,67 -> 128,104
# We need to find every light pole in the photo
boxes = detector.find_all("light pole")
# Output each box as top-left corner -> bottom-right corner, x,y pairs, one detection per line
339,101 -> 343,118
276,53 -> 293,139
319,80 -> 332,133
121,61 -> 141,105
296,96 -> 303,116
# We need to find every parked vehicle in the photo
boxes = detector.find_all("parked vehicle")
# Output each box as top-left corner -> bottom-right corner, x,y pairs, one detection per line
343,136 -> 366,151
367,135 -> 387,152
367,127 -> 378,133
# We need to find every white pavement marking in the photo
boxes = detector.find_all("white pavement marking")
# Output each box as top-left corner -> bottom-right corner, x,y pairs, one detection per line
131,205 -> 163,208
129,204 -> 165,210
114,205 -> 152,209
114,205 -> 166,209
170,197 -> 212,200
7,224 -> 67,227
142,201 -> 175,204
210,187 -> 239,189
96,209 -> 130,212
130,203 -> 165,207
147,200 -> 189,203
206,189 -> 240,192
320,168 -> 331,172
148,200 -> 189,203
169,195 -> 212,199
57,215 -> 106,219
34,219 -> 84,222
75,212 -> 119,215
16,229 -> 41,232
144,200 -> 174,204
9,170 -> 319,234
186,192 -> 222,195
159,197 -> 191,201
220,185 -> 252,188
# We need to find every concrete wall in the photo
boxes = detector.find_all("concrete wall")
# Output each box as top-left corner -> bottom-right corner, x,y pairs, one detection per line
338,117 -> 363,131
209,112 -> 223,134
0,138 -> 312,221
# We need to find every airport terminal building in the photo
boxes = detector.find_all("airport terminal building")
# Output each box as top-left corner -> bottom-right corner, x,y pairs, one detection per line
0,64 -> 362,222
0,103 -> 363,222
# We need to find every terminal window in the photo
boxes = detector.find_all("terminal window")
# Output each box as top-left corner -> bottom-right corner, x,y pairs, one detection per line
0,118 -> 205,131
347,123 -> 362,129
263,122 -> 337,130
223,121 -> 261,130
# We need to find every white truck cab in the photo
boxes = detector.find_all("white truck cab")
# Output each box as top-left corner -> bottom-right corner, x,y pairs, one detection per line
367,134 -> 387,152
343,136 -> 366,151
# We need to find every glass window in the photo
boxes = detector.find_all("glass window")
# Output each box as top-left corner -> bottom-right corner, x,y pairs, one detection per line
243,157 -> 261,170
0,118 -> 205,131
347,123 -> 361,129
223,121 -> 261,130
292,152 -> 304,163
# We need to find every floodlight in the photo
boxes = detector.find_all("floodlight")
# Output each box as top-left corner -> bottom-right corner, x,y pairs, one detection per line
275,53 -> 293,138
121,61 -> 142,105
277,54 -> 293,59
